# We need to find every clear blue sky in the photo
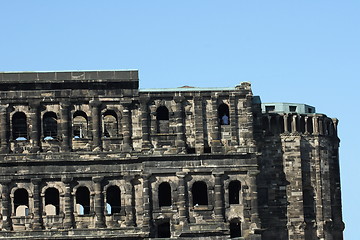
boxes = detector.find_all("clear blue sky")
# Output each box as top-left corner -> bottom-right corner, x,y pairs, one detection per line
1,1 -> 358,238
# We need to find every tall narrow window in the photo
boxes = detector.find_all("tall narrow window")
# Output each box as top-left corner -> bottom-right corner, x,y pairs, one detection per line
158,182 -> 172,207
106,185 -> 121,214
156,106 -> 169,133
218,103 -> 230,125
103,110 -> 118,138
43,112 -> 58,140
45,187 -> 60,215
76,186 -> 90,215
230,220 -> 241,238
307,117 -> 313,134
73,111 -> 88,139
192,181 -> 208,206
229,180 -> 241,204
12,112 -> 27,140
14,188 -> 29,216
157,221 -> 171,238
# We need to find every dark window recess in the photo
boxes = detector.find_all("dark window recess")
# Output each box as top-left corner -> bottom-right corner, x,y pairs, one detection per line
106,186 -> 121,214
229,180 -> 241,204
157,221 -> 171,238
289,106 -> 297,112
156,106 -> 169,133
192,181 -> 208,206
43,112 -> 58,139
14,188 -> 29,210
265,106 -> 275,113
103,110 -> 118,138
12,112 -> 27,140
73,111 -> 88,139
230,221 -> 241,238
308,108 -> 313,113
45,187 -> 60,215
204,147 -> 211,153
76,186 -> 90,215
218,103 -> 230,125
158,182 -> 172,207
186,147 -> 196,154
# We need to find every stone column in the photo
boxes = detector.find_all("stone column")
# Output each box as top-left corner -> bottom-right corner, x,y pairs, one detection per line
59,101 -> 71,152
284,114 -> 289,133
193,96 -> 204,153
291,115 -> 297,133
29,102 -> 41,153
313,116 -> 319,134
318,116 -> 324,135
142,174 -> 152,234
0,105 -> 9,153
1,180 -> 12,230
213,172 -> 224,221
304,116 -> 309,134
210,95 -> 222,153
176,172 -> 188,223
174,97 -> 186,153
31,178 -> 43,230
121,101 -> 133,152
124,176 -> 135,226
62,177 -> 74,229
90,100 -> 102,151
93,176 -> 105,228
332,118 -> 339,137
140,98 -> 152,151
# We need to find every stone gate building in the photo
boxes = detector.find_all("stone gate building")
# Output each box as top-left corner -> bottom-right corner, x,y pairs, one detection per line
0,70 -> 344,239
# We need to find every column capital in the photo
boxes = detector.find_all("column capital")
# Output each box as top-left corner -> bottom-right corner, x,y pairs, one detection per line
28,100 -> 41,110
31,178 -> 42,184
212,171 -> 224,177
92,176 -> 104,183
60,101 -> 71,108
89,99 -> 102,108
176,172 -> 187,179
61,177 -> 73,184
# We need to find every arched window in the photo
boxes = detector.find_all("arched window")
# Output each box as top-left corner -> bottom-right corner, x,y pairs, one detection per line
156,106 -> 169,133
45,187 -> 60,215
12,112 -> 27,140
229,180 -> 241,205
106,185 -> 121,214
43,112 -> 58,140
14,188 -> 29,216
73,111 -> 88,139
229,219 -> 241,238
76,186 -> 90,215
218,103 -> 230,125
103,110 -> 118,138
192,181 -> 208,206
158,182 -> 172,207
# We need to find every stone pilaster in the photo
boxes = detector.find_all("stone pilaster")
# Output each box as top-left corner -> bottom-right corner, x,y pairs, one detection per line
59,101 -> 71,152
210,95 -> 222,153
174,97 -> 186,153
29,102 -> 41,153
213,172 -> 224,221
0,105 -> 9,153
176,172 -> 188,223
313,116 -> 319,135
62,177 -> 74,229
121,102 -> 133,152
139,98 -> 152,151
142,174 -> 152,234
229,95 -> 238,145
284,114 -> 289,133
93,176 -> 105,228
124,176 -> 135,226
1,180 -> 12,230
193,96 -> 204,153
31,178 -> 43,230
90,100 -> 102,151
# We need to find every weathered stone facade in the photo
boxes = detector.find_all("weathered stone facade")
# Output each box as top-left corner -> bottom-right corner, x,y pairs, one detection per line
0,70 -> 344,239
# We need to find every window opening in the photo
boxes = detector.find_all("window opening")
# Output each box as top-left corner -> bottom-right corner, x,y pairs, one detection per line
229,180 -> 241,204
45,187 -> 60,215
218,103 -> 230,125
106,185 -> 121,214
156,106 -> 169,133
103,110 -> 118,138
265,105 -> 275,113
14,188 -> 29,216
307,117 -> 313,134
289,106 -> 297,112
300,116 -> 306,133
157,221 -> 171,238
76,186 -> 90,215
192,181 -> 208,206
43,112 -> 58,140
73,111 -> 88,139
230,220 -> 241,238
12,112 -> 27,140
158,182 -> 172,207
